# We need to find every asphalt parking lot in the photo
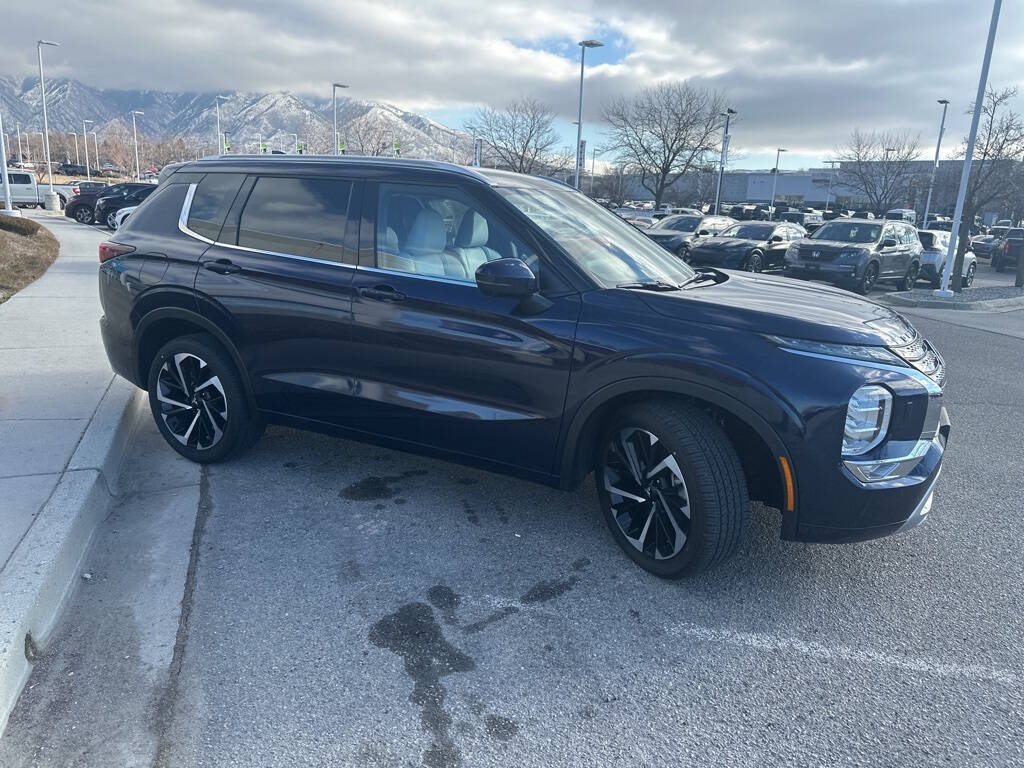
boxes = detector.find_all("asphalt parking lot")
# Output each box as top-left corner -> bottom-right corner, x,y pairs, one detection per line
2,305 -> 1023,767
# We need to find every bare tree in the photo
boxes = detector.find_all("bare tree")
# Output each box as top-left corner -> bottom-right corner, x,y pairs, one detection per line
835,130 -> 921,215
464,97 -> 562,175
948,87 -> 1024,290
602,81 -> 725,208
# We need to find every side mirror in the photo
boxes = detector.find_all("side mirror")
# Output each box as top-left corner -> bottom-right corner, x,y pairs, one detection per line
769,234 -> 783,242
475,258 -> 537,298
881,237 -> 897,248
697,229 -> 710,236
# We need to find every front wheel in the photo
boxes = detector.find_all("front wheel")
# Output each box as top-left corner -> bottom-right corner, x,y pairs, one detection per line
676,244 -> 691,264
594,402 -> 749,578
147,334 -> 264,464
963,262 -> 976,287
743,251 -> 764,273
105,211 -> 117,229
856,261 -> 879,294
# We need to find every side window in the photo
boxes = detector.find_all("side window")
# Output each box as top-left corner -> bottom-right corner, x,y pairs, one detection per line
187,173 -> 245,241
237,176 -> 352,262
10,173 -> 31,185
901,225 -> 916,245
881,224 -> 897,244
375,182 -> 540,284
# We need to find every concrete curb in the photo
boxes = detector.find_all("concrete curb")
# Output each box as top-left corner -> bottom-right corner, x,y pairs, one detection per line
0,377 -> 145,735
880,293 -> 1024,311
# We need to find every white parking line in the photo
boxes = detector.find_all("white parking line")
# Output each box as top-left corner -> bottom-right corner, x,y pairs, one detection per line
669,622 -> 1020,686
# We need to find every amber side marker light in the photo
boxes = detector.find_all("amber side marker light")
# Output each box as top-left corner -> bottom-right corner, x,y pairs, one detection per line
778,456 -> 795,512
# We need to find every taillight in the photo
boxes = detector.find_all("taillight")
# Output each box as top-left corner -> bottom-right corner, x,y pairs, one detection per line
99,242 -> 135,263
72,187 -> 79,195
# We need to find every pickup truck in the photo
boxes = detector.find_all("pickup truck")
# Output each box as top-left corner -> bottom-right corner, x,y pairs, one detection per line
991,227 -> 1023,275
5,170 -> 77,209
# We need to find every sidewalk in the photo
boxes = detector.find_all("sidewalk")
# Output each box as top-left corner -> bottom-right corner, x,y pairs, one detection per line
0,212 -> 144,734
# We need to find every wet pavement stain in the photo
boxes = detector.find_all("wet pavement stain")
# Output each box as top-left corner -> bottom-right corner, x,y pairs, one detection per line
484,714 -> 520,741
369,603 -> 475,768
462,607 -> 520,635
571,557 -> 591,571
495,502 -> 509,525
462,500 -> 480,526
520,576 -> 580,604
427,585 -> 461,625
341,470 -> 430,501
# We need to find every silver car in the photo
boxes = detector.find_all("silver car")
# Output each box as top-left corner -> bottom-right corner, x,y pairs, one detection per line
917,230 -> 976,288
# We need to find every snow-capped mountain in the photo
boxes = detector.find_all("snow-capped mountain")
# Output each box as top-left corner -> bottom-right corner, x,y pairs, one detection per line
0,76 -> 468,159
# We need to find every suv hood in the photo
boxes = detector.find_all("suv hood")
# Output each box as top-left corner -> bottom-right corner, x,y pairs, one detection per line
691,237 -> 759,252
634,271 -> 918,346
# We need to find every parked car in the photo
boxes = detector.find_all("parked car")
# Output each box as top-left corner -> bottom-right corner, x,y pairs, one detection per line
884,209 -> 917,224
98,156 -> 949,578
686,221 -> 805,272
4,170 -> 77,208
645,214 -> 735,260
971,226 -> 1008,258
852,210 -> 876,219
66,180 -> 108,195
917,230 -> 976,288
991,227 -> 1024,273
96,184 -> 157,229
778,210 -> 824,230
65,182 -> 152,225
784,218 -> 923,294
112,205 -> 138,230
58,163 -> 91,177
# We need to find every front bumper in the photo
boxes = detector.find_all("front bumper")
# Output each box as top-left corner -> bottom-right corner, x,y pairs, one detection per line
784,259 -> 864,283
689,249 -> 747,268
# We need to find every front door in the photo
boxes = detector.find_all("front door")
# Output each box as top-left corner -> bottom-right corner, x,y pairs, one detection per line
192,172 -> 362,419
341,180 -> 580,476
878,223 -> 903,277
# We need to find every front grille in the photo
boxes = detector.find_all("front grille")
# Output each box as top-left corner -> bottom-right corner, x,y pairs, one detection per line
798,245 -> 838,262
891,337 -> 946,388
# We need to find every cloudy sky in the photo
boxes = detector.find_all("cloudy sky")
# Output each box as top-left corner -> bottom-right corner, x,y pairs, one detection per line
3,0 -> 1023,169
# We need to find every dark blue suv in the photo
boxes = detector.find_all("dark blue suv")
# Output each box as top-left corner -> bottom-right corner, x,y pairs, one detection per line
97,156 -> 950,577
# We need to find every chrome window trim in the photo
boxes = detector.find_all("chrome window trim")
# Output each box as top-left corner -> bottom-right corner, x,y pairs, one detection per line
780,348 -> 942,396
357,264 -> 476,287
177,183 -> 215,245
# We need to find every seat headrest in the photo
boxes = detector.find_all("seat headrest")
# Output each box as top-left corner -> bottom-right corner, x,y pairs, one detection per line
456,211 -> 489,248
382,226 -> 399,253
405,209 -> 447,251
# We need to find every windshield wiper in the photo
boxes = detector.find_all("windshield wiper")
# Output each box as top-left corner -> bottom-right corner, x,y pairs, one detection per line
615,280 -> 681,291
676,272 -> 718,289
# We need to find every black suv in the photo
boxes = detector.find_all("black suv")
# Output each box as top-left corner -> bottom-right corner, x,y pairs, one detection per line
95,184 -> 157,229
98,157 -> 949,577
65,182 -> 152,226
784,218 -> 923,294
687,221 -> 805,272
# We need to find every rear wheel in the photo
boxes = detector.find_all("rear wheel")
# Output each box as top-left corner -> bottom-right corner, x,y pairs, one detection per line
856,261 -> 880,294
147,334 -> 264,464
963,262 -> 976,287
676,244 -> 691,263
896,261 -> 920,292
72,206 -> 94,225
594,401 -> 748,578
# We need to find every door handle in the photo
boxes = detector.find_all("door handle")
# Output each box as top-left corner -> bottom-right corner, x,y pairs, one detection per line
204,258 -> 242,275
359,284 -> 406,302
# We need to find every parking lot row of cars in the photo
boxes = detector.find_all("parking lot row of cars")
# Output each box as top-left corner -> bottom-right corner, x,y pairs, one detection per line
64,181 -> 156,229
640,212 -> 983,294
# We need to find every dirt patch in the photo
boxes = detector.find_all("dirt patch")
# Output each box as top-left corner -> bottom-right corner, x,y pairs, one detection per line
0,223 -> 59,304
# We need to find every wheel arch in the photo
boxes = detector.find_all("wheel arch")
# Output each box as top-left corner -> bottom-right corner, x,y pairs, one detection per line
135,306 -> 257,411
557,377 -> 797,536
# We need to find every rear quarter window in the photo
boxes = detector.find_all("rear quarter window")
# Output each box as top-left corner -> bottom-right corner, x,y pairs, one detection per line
187,173 -> 245,241
117,182 -> 190,237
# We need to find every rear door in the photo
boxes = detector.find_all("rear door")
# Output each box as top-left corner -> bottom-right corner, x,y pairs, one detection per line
8,172 -> 35,204
193,173 -> 362,419
342,179 -> 580,475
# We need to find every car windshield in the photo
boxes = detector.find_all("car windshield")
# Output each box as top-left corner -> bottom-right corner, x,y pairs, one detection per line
499,187 -> 695,288
810,221 -> 882,243
719,223 -> 774,239
652,215 -> 700,232
918,232 -> 936,248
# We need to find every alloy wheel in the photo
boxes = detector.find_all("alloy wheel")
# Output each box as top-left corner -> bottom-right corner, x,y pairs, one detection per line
863,262 -> 879,291
601,427 -> 690,560
745,253 -> 763,272
156,352 -> 228,451
106,211 -> 117,229
964,263 -> 976,287
74,207 -> 93,224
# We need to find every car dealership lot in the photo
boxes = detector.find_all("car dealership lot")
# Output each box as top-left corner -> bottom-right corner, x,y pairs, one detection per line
2,309 -> 1023,767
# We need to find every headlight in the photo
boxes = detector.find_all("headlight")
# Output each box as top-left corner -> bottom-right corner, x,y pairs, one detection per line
765,336 -> 907,366
842,384 -> 892,456
785,244 -> 799,259
837,249 -> 867,261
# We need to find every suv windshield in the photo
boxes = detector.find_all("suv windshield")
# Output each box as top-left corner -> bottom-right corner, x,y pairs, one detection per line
810,221 -> 882,243
499,187 -> 695,288
652,215 -> 700,232
719,223 -> 773,239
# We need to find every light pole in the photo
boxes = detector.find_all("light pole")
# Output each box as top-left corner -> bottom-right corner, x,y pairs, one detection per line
714,108 -> 736,214
822,159 -> 839,213
37,39 -> 60,209
89,131 -> 99,173
769,148 -> 786,219
83,120 -> 93,181
938,0 -> 1002,296
290,133 -> 298,154
69,132 -> 80,164
1,111 -> 17,215
130,110 -> 144,181
332,83 -> 348,155
16,123 -> 23,165
590,144 -> 598,195
921,99 -> 950,230
574,39 -> 603,189
215,95 -> 229,154
256,133 -> 262,154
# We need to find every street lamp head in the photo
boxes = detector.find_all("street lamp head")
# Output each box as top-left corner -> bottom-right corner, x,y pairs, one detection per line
724,108 -> 737,115
578,39 -> 603,48
333,83 -> 349,89
83,119 -> 93,126
37,40 -> 60,47
938,99 -> 950,105
132,110 -> 145,116
777,148 -> 787,153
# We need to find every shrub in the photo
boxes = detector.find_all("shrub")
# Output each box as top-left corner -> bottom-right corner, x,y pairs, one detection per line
0,215 -> 42,237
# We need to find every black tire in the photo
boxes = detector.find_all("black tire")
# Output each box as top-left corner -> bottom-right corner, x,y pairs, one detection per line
896,261 -> 919,292
676,244 -> 691,263
743,251 -> 764,273
594,401 -> 748,578
856,261 -> 879,294
72,206 -> 94,225
147,333 -> 263,464
963,262 -> 976,287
